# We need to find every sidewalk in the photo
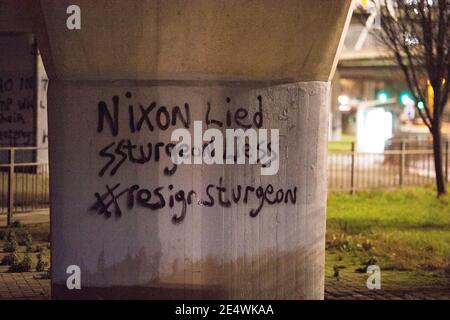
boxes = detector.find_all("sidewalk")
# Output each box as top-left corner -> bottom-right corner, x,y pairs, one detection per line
1,210 -> 448,300
0,272 -> 50,300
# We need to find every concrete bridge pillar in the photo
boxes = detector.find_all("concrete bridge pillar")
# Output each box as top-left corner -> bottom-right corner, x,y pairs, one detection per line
1,0 -> 353,299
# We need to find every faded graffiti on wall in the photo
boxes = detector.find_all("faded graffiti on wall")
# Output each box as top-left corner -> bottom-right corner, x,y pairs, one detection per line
0,75 -> 35,147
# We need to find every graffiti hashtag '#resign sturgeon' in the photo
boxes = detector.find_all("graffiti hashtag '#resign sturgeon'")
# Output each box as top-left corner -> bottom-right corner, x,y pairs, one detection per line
91,177 -> 297,224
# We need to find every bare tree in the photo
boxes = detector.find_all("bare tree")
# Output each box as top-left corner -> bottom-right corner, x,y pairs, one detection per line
368,0 -> 450,196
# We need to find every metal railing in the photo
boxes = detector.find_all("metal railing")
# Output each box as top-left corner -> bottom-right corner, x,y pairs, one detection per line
328,141 -> 449,192
1,143 -> 449,224
0,147 -> 49,226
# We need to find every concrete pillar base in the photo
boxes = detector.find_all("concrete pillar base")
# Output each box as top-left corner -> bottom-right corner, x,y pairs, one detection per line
49,80 -> 329,299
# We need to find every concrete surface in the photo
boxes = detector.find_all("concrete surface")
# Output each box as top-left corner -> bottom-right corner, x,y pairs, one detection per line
0,0 -> 353,82
48,81 -> 330,299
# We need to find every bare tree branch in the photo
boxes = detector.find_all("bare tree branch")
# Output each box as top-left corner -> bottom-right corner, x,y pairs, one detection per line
364,0 -> 450,195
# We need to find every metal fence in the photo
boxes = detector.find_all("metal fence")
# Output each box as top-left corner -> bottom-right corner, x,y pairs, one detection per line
0,147 -> 49,225
0,143 -> 449,223
328,141 -> 449,192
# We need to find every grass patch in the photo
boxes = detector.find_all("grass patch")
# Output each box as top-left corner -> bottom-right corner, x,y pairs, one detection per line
326,186 -> 450,288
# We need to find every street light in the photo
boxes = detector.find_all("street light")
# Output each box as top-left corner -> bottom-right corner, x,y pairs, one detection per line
400,92 -> 413,105
417,101 -> 425,109
377,91 -> 389,103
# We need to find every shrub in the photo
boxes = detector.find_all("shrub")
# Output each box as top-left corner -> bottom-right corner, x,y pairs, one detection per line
6,230 -> 17,242
3,232 -> 18,253
23,232 -> 34,252
9,255 -> 32,273
35,253 -> 47,272
18,229 -> 33,247
1,252 -> 19,266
